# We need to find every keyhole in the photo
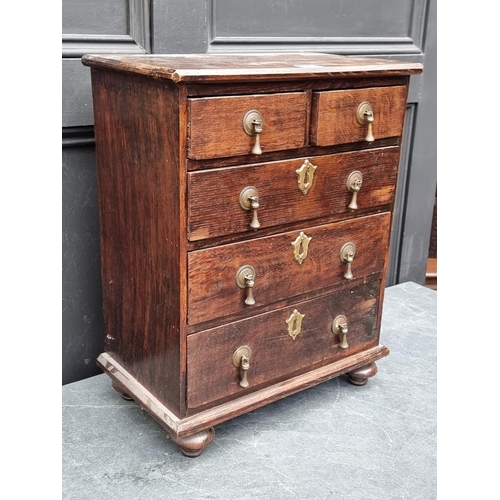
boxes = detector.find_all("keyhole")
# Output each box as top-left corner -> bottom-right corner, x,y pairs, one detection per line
303,169 -> 311,190
298,239 -> 305,258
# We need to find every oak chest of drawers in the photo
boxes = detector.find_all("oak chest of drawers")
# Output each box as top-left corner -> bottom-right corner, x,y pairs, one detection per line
82,53 -> 423,457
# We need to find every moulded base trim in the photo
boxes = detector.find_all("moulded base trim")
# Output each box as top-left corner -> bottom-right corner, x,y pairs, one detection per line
97,344 -> 389,440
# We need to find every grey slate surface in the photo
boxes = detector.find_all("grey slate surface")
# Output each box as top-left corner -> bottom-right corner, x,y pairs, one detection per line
62,281 -> 437,500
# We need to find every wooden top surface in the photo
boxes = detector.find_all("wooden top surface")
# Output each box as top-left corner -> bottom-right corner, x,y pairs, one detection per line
81,52 -> 423,83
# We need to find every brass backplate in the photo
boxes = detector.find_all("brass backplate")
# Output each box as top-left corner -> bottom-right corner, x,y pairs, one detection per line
232,345 -> 252,367
340,242 -> 356,263
346,170 -> 363,192
236,264 -> 256,288
332,314 -> 347,335
239,186 -> 258,210
242,110 -> 263,136
356,102 -> 373,125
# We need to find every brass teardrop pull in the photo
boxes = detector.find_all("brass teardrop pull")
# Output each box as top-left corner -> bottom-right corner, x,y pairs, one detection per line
346,171 -> 363,210
243,109 -> 263,155
332,315 -> 349,349
243,274 -> 255,305
233,346 -> 252,388
236,265 -> 257,305
340,242 -> 356,280
356,102 -> 375,142
239,186 -> 261,230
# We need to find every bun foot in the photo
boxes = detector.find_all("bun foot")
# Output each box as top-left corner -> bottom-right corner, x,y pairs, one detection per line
170,428 -> 215,457
347,362 -> 378,386
111,380 -> 134,401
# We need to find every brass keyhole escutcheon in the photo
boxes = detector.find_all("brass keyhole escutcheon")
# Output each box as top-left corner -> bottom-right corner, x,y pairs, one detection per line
239,186 -> 261,230
356,102 -> 375,142
291,231 -> 312,265
340,242 -> 356,280
236,264 -> 257,305
243,109 -> 263,155
233,345 -> 253,388
286,309 -> 305,341
346,171 -> 363,210
332,314 -> 349,349
295,159 -> 318,195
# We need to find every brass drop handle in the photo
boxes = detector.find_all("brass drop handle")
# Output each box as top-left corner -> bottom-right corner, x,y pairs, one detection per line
357,102 -> 375,142
251,119 -> 263,155
347,171 -> 363,210
243,109 -> 263,155
236,265 -> 257,305
340,242 -> 356,280
243,274 -> 255,305
233,346 -> 252,388
239,186 -> 261,229
332,315 -> 349,349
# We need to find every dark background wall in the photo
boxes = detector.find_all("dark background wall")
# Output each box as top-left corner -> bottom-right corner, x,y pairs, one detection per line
62,0 -> 436,385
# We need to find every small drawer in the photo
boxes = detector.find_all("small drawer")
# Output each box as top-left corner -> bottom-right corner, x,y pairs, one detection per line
310,86 -> 407,147
187,146 -> 400,241
187,212 -> 390,325
186,280 -> 380,409
187,92 -> 307,160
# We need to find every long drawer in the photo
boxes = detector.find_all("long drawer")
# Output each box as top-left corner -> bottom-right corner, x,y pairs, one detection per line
187,212 -> 391,325
187,147 -> 400,241
187,280 -> 381,409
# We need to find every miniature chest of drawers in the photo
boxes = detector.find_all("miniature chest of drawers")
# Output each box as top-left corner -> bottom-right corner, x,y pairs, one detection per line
82,53 -> 423,457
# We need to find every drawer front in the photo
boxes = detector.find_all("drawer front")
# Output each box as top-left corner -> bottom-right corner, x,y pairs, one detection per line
188,147 -> 400,241
187,212 -> 390,325
187,92 -> 307,160
187,280 -> 380,409
310,86 -> 407,147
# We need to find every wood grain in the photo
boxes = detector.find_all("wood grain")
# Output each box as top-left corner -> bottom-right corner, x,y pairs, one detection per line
81,53 -> 423,83
188,146 -> 400,241
91,69 -> 186,416
310,85 -> 408,146
187,280 -> 380,408
97,343 -> 390,438
187,92 -> 308,159
83,53 -> 417,454
187,212 -> 391,325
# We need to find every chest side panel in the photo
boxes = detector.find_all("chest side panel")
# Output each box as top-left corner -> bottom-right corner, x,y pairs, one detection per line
91,69 -> 186,416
